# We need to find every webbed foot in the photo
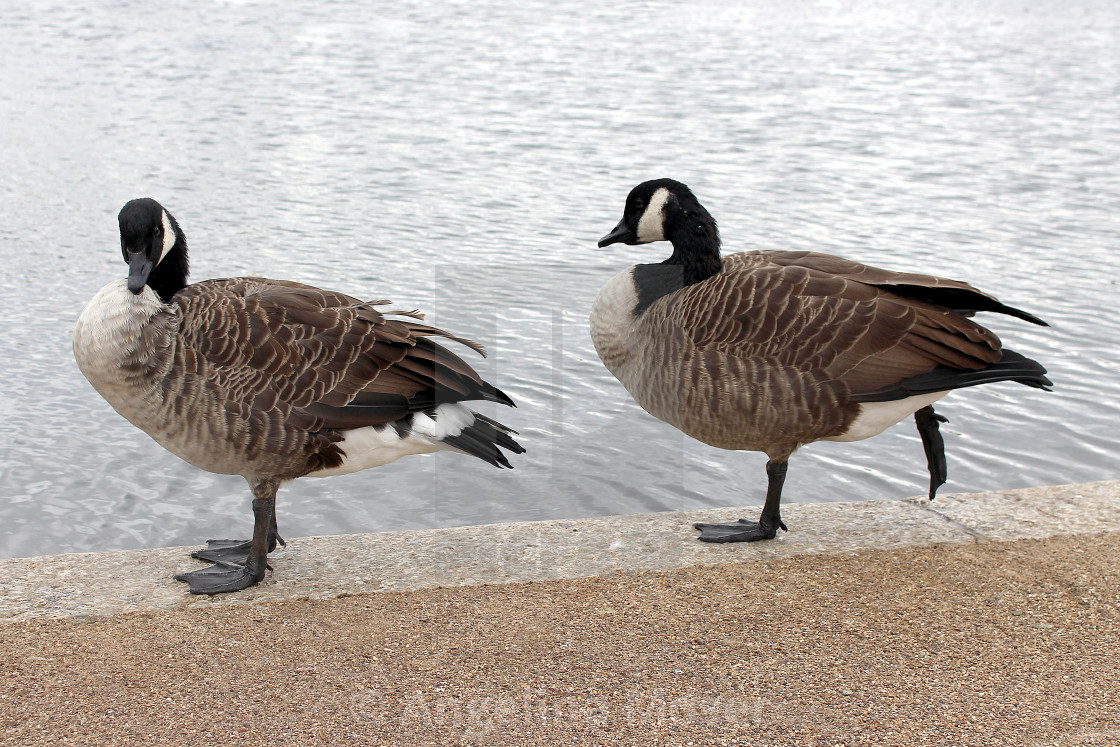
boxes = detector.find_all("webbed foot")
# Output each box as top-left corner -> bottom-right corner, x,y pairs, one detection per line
179,533 -> 285,594
175,482 -> 282,595
174,562 -> 263,595
190,531 -> 286,564
191,539 -> 253,564
693,518 -> 788,543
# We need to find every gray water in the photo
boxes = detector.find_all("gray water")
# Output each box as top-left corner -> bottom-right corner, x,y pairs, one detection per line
1,0 -> 1118,559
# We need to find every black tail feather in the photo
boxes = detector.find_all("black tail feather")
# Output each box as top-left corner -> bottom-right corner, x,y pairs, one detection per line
853,348 -> 1052,403
441,412 -> 525,469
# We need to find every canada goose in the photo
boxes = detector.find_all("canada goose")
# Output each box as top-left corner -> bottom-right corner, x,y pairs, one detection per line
591,179 -> 1051,542
74,198 -> 524,594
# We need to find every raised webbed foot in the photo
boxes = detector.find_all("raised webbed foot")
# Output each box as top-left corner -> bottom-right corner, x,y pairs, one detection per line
693,517 -> 788,543
174,562 -> 264,595
915,405 -> 949,500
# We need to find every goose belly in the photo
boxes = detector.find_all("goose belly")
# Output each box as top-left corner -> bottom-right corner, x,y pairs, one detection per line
308,403 -> 470,477
613,356 -> 945,451
308,426 -> 444,477
597,336 -> 866,453
824,392 -> 946,442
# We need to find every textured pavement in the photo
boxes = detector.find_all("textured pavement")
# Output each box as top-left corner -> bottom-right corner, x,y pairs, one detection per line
1,482 -> 1118,746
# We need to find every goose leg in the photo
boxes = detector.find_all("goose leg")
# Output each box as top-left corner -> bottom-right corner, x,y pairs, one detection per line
175,480 -> 280,595
914,405 -> 949,500
693,459 -> 790,542
190,501 -> 285,565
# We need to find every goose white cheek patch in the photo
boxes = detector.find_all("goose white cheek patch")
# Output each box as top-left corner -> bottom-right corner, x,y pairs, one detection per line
157,210 -> 175,265
636,187 -> 670,243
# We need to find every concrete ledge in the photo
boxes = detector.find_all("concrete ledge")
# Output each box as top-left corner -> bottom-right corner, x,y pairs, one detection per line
1,480 -> 1117,623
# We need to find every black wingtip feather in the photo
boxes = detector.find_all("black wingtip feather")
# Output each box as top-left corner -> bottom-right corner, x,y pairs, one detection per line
476,385 -> 517,408
994,304 -> 1049,327
879,284 -> 1049,327
852,348 -> 1052,403
493,387 -> 517,408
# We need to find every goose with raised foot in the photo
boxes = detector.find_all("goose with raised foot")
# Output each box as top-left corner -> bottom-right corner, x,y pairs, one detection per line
591,179 -> 1051,543
74,198 -> 524,594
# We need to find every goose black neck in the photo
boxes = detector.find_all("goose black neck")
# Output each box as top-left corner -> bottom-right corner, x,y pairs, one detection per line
662,207 -> 722,286
148,230 -> 189,303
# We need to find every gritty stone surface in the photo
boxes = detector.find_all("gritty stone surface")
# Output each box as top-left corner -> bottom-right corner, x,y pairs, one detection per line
1,481 -> 1118,623
0,498 -> 973,622
0,530 -> 1117,747
911,480 -> 1120,540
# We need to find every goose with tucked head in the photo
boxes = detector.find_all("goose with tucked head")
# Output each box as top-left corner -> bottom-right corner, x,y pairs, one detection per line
591,179 -> 1050,542
74,198 -> 524,594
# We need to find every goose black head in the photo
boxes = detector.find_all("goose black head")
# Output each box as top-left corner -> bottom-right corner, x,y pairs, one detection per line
118,198 -> 189,301
598,178 -> 718,248
599,179 -> 722,285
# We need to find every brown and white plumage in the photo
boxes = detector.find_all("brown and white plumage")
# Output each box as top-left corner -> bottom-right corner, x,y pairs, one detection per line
74,198 -> 523,594
592,179 -> 1050,543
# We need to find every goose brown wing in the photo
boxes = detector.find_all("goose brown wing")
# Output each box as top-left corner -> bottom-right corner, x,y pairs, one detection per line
171,278 -> 506,433
761,250 -> 1047,326
655,253 -> 1006,399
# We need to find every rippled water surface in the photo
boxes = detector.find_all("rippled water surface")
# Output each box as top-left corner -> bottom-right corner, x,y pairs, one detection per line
2,0 -> 1118,557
